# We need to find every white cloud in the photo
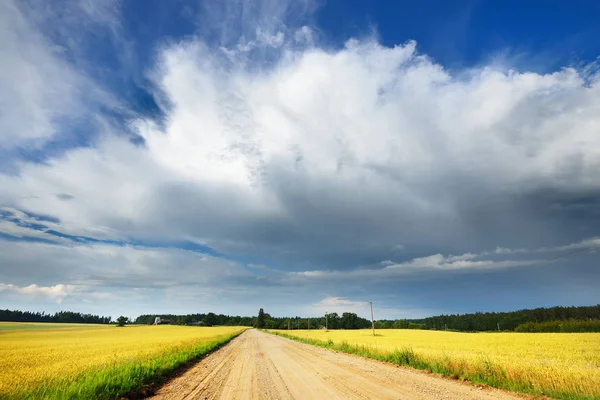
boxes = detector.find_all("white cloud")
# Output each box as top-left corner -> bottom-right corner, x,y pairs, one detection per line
0,1 -> 77,147
307,297 -> 413,319
2,1 -> 600,316
2,35 -> 598,255
310,296 -> 370,316
494,247 -> 530,255
290,236 -> 600,281
294,26 -> 313,45
0,237 -> 273,315
383,252 -> 540,270
0,283 -> 76,303
490,237 -> 600,255
544,237 -> 600,252
382,238 -> 600,271
0,1 -> 124,150
291,270 -> 328,278
0,238 -> 255,290
447,253 -> 478,261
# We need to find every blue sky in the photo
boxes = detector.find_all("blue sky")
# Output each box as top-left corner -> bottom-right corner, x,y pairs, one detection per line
1,0 -> 599,320
320,0 -> 600,68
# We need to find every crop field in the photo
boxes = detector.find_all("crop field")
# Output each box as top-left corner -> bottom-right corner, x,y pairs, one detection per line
270,329 -> 600,399
0,322 -> 102,331
0,322 -> 246,399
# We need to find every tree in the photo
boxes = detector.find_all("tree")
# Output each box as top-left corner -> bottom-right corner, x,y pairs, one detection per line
265,319 -> 278,329
327,312 -> 340,329
203,312 -> 217,326
116,316 -> 129,327
257,308 -> 266,329
341,312 -> 360,329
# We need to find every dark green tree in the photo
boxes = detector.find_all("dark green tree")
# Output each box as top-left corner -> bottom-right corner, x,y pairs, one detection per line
203,312 -> 217,326
341,312 -> 360,329
257,308 -> 266,328
116,316 -> 129,327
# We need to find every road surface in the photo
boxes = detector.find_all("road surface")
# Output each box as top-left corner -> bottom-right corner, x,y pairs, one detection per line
151,329 -> 526,400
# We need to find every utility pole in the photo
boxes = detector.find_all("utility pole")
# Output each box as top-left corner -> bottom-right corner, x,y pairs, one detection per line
370,302 -> 375,336
325,311 -> 328,330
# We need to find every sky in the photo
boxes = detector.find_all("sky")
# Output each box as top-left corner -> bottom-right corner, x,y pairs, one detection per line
1,0 -> 599,320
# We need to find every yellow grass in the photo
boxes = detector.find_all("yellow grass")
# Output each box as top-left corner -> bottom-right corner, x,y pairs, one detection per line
0,322 -> 246,398
272,329 -> 600,399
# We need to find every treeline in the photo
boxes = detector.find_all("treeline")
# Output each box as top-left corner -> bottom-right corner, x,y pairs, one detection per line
6,304 -> 599,332
421,304 -> 600,332
0,309 -> 112,324
374,320 -> 427,330
259,311 -> 372,330
134,313 -> 255,326
135,311 -> 372,330
515,319 -> 600,333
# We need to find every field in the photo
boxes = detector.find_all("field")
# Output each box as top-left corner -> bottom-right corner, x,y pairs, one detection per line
0,322 -> 246,399
270,329 -> 600,399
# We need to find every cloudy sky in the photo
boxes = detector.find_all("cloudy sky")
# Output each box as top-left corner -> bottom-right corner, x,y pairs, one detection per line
1,0 -> 599,320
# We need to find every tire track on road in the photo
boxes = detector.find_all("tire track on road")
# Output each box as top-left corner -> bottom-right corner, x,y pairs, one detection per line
151,329 -> 530,400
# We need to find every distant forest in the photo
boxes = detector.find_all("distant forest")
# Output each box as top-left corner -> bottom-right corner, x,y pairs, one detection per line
2,304 -> 599,332
135,311 -> 374,330
418,304 -> 600,332
139,305 -> 600,332
0,309 -> 111,324
134,313 -> 255,327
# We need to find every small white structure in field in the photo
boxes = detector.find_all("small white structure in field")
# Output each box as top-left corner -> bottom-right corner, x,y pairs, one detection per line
153,317 -> 161,325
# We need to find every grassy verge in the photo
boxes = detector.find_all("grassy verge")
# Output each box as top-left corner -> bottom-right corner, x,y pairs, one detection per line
266,330 -> 595,400
13,329 -> 246,400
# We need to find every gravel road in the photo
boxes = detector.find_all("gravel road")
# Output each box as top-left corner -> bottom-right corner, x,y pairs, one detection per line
150,329 -> 527,400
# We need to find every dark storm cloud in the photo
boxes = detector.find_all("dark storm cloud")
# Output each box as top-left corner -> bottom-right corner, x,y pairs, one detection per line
56,193 -> 75,201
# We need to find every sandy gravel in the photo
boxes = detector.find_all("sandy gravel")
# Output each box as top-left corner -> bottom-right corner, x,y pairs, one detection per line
150,329 -> 528,400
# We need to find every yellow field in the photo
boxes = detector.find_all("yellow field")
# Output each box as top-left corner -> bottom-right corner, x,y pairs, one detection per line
0,322 -> 246,398
272,329 -> 600,399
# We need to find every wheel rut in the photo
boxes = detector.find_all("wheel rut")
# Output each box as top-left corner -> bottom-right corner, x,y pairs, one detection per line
150,329 -> 529,400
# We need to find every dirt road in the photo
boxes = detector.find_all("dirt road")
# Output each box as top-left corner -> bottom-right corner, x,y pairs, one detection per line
151,329 -> 526,400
